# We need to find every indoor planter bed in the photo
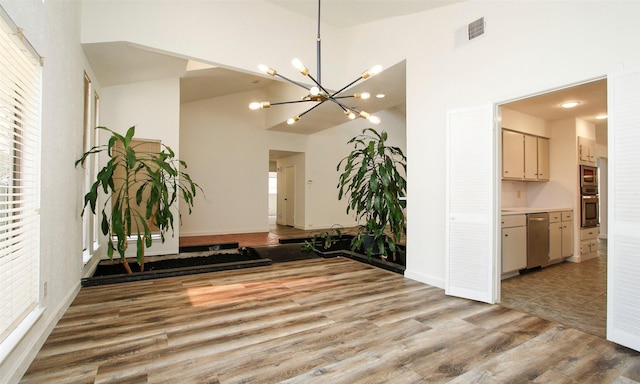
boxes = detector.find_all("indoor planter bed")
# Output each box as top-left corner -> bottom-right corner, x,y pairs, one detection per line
81,245 -> 270,287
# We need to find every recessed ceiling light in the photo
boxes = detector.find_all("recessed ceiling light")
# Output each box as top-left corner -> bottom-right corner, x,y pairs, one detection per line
561,101 -> 581,108
376,93 -> 386,99
595,114 -> 608,120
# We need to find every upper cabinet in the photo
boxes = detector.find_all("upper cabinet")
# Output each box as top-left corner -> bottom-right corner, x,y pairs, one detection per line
502,130 -> 525,179
578,136 -> 596,165
536,136 -> 550,181
502,129 -> 549,181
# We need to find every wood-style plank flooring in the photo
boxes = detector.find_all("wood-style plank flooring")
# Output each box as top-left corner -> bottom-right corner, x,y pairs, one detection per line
21,256 -> 640,383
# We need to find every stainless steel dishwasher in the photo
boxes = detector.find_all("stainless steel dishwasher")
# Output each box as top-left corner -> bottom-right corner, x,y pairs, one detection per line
527,213 -> 549,269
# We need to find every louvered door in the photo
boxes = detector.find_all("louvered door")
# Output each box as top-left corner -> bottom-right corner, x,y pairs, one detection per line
445,105 -> 498,304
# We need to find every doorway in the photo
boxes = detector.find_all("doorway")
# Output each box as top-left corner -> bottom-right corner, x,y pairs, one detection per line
498,78 -> 608,337
283,166 -> 296,226
269,150 -> 304,228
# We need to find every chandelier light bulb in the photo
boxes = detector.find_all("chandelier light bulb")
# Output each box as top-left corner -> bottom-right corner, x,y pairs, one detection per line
310,86 -> 320,96
258,64 -> 276,76
355,92 -> 371,99
362,64 -> 383,79
249,101 -> 270,110
287,116 -> 300,125
359,111 -> 370,119
348,112 -> 356,120
368,115 -> 381,125
291,58 -> 309,76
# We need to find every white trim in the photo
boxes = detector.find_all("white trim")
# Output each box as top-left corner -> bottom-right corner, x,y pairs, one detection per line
0,307 -> 43,365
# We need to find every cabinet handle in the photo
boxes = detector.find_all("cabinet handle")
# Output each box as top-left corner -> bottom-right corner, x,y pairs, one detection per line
505,234 -> 509,237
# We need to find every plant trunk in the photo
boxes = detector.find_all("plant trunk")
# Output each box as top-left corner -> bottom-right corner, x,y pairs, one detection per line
122,258 -> 133,274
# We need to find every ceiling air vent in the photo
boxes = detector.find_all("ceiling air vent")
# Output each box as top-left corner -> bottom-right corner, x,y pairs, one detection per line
468,17 -> 485,40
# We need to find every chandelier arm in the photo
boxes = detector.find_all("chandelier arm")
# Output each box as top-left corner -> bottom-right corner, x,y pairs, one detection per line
316,0 -> 321,83
330,77 -> 365,98
305,73 -> 333,96
270,99 -> 317,106
324,96 -> 359,115
299,99 -> 327,119
274,73 -> 312,91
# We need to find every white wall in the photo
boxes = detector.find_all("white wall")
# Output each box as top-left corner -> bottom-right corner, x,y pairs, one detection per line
305,108 -> 407,229
99,77 -> 181,257
179,90 -> 271,235
0,1 -> 88,383
501,107 -> 550,137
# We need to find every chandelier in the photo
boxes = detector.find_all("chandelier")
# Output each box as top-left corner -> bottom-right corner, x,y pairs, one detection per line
248,0 -> 382,126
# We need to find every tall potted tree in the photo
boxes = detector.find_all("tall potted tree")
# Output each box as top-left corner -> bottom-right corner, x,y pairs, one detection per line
75,126 -> 201,273
337,128 -> 407,261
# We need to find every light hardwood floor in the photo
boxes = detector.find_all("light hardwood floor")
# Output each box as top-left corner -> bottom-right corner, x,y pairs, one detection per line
21,257 -> 640,383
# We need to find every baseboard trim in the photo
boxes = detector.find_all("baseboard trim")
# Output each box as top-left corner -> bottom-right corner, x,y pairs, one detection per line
404,269 -> 445,290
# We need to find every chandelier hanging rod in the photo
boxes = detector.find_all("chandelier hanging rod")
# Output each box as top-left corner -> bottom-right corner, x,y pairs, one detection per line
248,0 -> 383,126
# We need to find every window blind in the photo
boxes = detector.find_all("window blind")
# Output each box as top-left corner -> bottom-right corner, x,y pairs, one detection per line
0,5 -> 42,344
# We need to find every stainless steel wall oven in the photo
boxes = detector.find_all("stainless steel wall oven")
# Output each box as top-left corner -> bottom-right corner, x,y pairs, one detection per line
580,165 -> 599,228
581,190 -> 599,228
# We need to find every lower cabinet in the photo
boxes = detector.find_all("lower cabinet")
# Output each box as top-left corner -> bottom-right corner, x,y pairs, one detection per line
549,210 -> 574,263
581,227 -> 599,260
502,215 -> 527,273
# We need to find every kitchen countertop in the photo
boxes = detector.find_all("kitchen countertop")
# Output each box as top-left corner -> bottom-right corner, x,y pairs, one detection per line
501,207 -> 572,215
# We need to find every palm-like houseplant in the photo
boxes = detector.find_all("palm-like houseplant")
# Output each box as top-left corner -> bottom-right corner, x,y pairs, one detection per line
75,126 -> 201,273
337,128 -> 407,260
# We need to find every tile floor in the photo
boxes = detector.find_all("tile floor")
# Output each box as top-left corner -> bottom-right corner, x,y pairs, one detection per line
180,221 -> 607,338
501,240 -> 607,338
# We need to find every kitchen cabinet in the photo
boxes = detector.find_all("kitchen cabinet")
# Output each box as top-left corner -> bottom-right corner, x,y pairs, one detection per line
580,227 -> 599,260
501,214 -> 527,274
536,137 -> 550,181
579,136 -> 596,165
502,130 -> 549,181
549,210 -> 573,263
502,130 -> 524,179
561,211 -> 574,257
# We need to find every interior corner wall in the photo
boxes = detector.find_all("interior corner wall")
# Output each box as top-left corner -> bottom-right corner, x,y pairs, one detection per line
305,108 -> 407,230
0,1 -> 87,383
99,77 -> 181,256
179,90 -> 271,236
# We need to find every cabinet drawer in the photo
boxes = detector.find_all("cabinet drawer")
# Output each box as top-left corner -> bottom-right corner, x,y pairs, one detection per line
501,214 -> 526,228
561,211 -> 573,222
580,227 -> 599,240
549,212 -> 561,223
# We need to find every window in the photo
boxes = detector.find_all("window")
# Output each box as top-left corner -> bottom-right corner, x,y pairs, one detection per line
82,73 -> 99,263
0,6 -> 42,344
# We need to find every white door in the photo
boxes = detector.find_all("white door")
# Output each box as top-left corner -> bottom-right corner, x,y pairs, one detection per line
607,65 -> 640,352
445,105 -> 498,304
284,166 -> 295,226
